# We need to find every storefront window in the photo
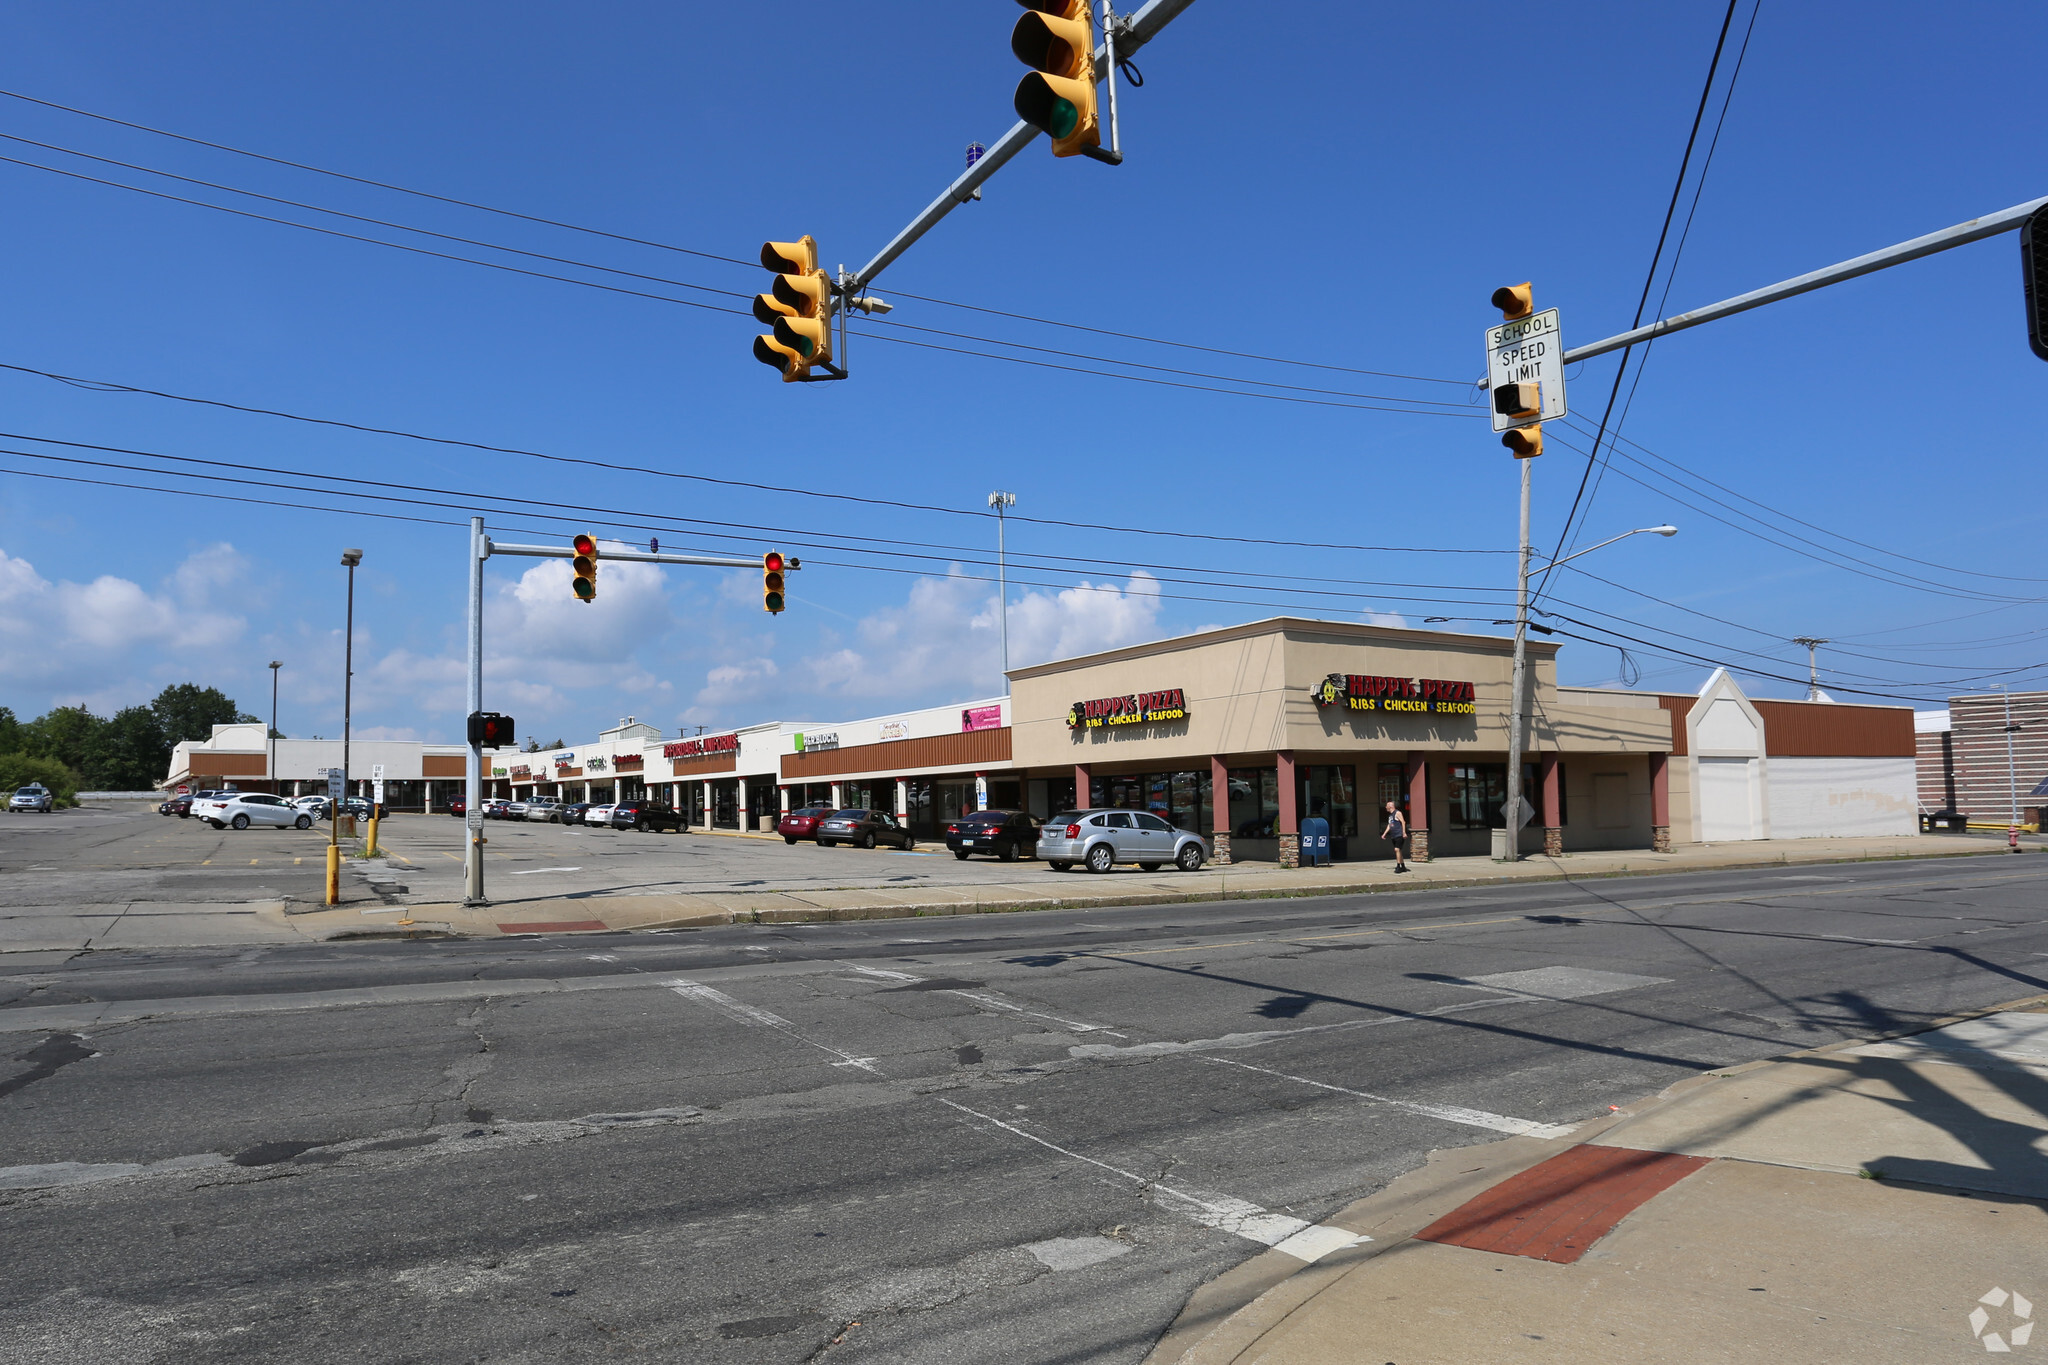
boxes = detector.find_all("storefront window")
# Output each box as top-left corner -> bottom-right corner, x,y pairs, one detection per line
1228,767 -> 1278,839
712,780 -> 738,828
1300,766 -> 1358,838
1088,771 -> 1211,832
1448,763 -> 1507,830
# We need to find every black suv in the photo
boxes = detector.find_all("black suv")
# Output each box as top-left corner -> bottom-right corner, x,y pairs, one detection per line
945,809 -> 1040,862
607,799 -> 687,833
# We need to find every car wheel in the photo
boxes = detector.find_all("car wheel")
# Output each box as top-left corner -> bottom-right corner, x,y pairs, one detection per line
1048,861 -> 1071,872
179,811 -> 190,819
819,839 -> 834,848
231,814 -> 250,830
1085,843 -> 1114,874
1176,843 -> 1204,872
953,849 -> 970,861
903,837 -> 915,851
784,836 -> 798,845
295,815 -> 312,830
860,832 -> 876,850
635,820 -> 648,833
999,841 -> 1018,863
1138,862 -> 1162,872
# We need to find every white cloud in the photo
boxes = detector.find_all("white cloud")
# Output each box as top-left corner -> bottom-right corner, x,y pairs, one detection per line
794,568 -> 1163,704
1362,610 -> 1411,629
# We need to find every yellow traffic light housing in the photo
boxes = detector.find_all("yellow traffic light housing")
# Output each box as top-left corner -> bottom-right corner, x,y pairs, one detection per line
762,550 -> 787,614
571,533 -> 598,602
1012,0 -> 1101,159
1502,425 -> 1544,459
752,236 -> 835,382
1492,282 -> 1534,320
1493,380 -> 1541,421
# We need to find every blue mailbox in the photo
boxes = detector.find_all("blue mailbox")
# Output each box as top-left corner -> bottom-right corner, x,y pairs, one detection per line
1299,816 -> 1331,867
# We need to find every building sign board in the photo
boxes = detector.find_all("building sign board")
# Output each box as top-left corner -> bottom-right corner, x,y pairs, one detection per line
663,734 -> 738,759
586,755 -> 608,772
879,721 -> 909,741
793,731 -> 840,753
961,705 -> 1002,733
1067,688 -> 1189,730
509,764 -> 533,780
1314,674 -> 1477,715
554,753 -> 576,768
614,753 -> 643,769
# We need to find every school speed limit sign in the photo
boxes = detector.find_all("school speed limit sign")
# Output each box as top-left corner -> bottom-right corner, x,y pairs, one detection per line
1486,308 -> 1568,431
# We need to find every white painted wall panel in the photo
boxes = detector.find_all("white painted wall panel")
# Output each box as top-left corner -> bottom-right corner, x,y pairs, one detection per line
1766,757 -> 1917,838
1698,756 -> 1760,841
1696,697 -> 1761,753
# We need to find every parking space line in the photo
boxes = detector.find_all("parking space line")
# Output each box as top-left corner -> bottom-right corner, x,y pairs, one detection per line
939,1100 -> 1366,1261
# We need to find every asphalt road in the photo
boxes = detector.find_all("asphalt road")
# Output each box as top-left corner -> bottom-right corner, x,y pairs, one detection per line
1,855 -> 2043,1363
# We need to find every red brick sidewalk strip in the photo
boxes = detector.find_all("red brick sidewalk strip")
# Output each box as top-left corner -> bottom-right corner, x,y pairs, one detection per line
1414,1144 -> 1711,1264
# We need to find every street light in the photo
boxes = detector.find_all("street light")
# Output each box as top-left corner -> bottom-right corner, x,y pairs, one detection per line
989,491 -> 1016,688
1497,525 -> 1678,862
268,661 -> 282,796
328,549 -> 362,907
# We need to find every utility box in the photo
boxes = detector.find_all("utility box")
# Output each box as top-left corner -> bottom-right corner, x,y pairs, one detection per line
1299,817 -> 1331,867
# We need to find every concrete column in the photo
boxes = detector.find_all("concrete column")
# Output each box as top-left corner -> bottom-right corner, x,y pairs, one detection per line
701,780 -> 713,828
1540,752 -> 1563,857
1208,755 -> 1232,865
894,778 -> 909,817
1074,764 -> 1091,810
1405,752 -> 1431,862
1649,752 -> 1672,853
737,785 -> 749,832
830,782 -> 843,809
1276,750 -> 1299,869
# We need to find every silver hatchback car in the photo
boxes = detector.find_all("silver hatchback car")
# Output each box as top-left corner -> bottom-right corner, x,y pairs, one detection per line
1037,809 -> 1207,874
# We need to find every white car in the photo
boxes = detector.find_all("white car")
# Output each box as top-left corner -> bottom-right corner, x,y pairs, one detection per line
523,798 -> 561,822
582,804 -> 616,826
193,792 -> 315,831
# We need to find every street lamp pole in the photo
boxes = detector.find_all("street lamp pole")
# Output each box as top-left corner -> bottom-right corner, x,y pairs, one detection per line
989,491 -> 1016,687
1497,523 -> 1678,862
268,660 -> 282,794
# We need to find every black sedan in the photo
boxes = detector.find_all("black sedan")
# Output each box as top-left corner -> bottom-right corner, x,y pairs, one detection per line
945,809 -> 1040,861
553,801 -> 593,825
607,800 -> 687,833
815,809 -> 916,850
159,795 -> 193,817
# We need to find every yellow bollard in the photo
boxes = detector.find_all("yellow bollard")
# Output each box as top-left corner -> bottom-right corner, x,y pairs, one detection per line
325,843 -> 341,906
366,812 -> 380,859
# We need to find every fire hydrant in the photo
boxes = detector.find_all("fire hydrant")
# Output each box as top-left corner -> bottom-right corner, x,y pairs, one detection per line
2010,825 -> 2023,853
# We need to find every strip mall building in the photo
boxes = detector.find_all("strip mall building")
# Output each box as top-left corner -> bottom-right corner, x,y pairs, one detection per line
166,618 -> 1919,862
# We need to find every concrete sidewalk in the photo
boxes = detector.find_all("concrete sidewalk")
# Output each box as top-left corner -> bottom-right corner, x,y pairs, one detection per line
1146,997 -> 2048,1364
272,832 -> 2035,943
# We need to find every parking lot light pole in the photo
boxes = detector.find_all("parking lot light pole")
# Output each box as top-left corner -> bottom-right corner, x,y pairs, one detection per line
268,660 -> 282,794
990,491 -> 1015,686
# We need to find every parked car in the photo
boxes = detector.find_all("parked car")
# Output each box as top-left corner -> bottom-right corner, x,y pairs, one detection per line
1037,809 -> 1207,874
192,792 -> 316,831
607,799 -> 687,833
9,784 -> 54,813
945,809 -> 1041,862
505,799 -> 533,820
522,797 -> 562,822
553,801 -> 592,825
294,796 -> 372,821
158,794 -> 193,817
446,796 -> 467,818
777,806 -> 832,844
482,799 -> 515,819
582,803 -> 616,826
815,808 -> 916,850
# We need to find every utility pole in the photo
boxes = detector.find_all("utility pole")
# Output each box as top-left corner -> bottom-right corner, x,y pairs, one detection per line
1792,637 -> 1829,701
2002,685 -> 2020,828
341,549 -> 361,805
267,660 -> 281,793
990,490 -> 1016,685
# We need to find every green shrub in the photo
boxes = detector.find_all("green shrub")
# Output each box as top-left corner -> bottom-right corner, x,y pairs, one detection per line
0,753 -> 81,807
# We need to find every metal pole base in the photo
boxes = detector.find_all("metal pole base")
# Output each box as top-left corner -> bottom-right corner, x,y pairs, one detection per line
1490,829 -> 1518,862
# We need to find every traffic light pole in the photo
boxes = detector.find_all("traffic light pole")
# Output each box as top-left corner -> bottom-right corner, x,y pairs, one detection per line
461,523 -> 771,907
849,0 -> 1198,291
1478,193 -> 2048,388
1497,459 -> 1533,863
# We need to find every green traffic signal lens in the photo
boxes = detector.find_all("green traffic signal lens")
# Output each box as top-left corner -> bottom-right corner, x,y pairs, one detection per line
764,592 -> 784,613
1014,75 -> 1080,139
572,578 -> 596,601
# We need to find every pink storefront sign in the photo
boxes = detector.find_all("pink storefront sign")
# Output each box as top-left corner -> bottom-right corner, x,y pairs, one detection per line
961,705 -> 1002,732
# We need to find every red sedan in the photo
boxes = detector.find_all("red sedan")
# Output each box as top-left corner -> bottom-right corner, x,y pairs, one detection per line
777,806 -> 832,844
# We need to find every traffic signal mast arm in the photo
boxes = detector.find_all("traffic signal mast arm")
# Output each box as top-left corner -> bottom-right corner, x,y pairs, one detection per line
1476,192 -> 2048,387
484,540 -> 767,570
849,0 -> 1197,293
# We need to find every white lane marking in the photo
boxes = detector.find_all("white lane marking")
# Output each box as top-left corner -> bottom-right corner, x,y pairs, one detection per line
0,1154 -> 228,1189
1818,933 -> 1918,946
509,866 -> 582,875
939,1100 -> 1365,1262
843,965 -> 1121,1035
585,954 -> 619,962
1070,994 -> 1529,1060
661,979 -> 880,1073
847,965 -> 923,981
1197,1055 -> 1575,1139
1454,966 -> 1672,999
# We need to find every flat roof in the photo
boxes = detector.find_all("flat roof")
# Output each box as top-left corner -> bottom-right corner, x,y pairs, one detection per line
1005,616 -> 1557,683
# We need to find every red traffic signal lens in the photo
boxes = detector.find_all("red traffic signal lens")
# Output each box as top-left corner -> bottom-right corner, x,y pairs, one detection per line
572,533 -> 597,557
764,551 -> 785,572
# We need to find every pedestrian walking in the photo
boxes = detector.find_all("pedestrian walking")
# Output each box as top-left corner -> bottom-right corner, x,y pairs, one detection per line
1383,799 -> 1409,872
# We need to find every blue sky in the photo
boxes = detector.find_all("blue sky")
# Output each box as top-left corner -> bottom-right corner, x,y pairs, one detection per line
0,1 -> 2042,744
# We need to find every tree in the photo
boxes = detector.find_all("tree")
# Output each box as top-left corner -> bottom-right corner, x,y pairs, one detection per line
0,706 -> 21,754
0,753 -> 79,805
84,706 -> 170,791
23,705 -> 103,774
150,684 -> 252,746
523,738 -> 541,753
545,738 -> 565,751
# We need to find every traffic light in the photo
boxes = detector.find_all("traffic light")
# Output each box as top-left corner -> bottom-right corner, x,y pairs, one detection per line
1501,426 -> 1544,458
1492,282 -> 1533,320
571,533 -> 598,603
2024,208 -> 2048,363
1493,282 -> 1541,456
753,236 -> 834,382
467,711 -> 516,748
763,550 -> 786,614
1011,0 -> 1100,159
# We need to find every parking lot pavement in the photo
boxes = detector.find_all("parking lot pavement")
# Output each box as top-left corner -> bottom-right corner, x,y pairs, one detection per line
374,814 -> 1069,907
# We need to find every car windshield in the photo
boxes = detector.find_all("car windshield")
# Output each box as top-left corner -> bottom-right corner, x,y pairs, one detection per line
960,811 -> 1008,824
15,787 -> 41,796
